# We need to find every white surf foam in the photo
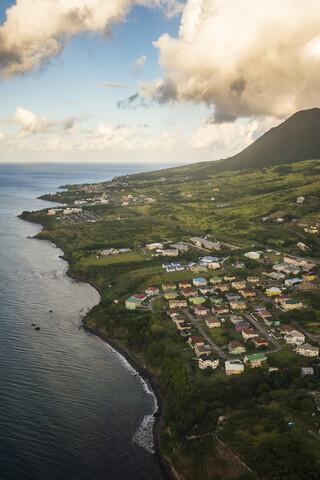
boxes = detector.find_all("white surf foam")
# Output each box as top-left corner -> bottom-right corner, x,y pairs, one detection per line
104,341 -> 158,454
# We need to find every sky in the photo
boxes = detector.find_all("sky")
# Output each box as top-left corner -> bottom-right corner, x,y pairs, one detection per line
1,0 -> 320,165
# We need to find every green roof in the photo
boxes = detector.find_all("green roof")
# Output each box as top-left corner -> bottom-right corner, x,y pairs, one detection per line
211,276 -> 221,281
245,353 -> 267,360
126,297 -> 140,303
284,299 -> 301,304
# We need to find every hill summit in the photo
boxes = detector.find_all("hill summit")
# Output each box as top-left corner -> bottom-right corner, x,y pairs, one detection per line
223,107 -> 320,170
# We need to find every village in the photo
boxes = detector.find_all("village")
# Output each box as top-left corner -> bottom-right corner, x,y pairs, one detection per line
121,237 -> 319,377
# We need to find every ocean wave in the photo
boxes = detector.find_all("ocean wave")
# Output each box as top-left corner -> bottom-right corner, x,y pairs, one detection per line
104,341 -> 158,454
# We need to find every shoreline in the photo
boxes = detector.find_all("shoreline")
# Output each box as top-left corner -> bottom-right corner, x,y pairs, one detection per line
24,217 -> 179,480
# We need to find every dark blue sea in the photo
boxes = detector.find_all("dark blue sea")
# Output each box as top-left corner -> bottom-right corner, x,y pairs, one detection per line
0,163 -> 164,480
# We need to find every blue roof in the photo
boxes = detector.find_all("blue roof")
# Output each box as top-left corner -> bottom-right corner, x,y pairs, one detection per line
171,262 -> 181,266
162,263 -> 171,267
202,256 -> 219,262
194,277 -> 206,282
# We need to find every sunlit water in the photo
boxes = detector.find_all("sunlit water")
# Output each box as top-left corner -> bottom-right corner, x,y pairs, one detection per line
0,163 -> 163,480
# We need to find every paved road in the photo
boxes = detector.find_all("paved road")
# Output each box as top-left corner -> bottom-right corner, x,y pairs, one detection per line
244,313 -> 282,353
183,309 -> 228,359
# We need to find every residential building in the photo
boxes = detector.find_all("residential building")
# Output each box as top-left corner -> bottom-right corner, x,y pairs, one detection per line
181,288 -> 198,298
257,310 -> 272,319
266,287 -> 282,296
294,343 -> 319,357
188,336 -> 204,348
230,315 -> 244,324
242,328 -> 259,341
145,286 -> 159,295
208,262 -> 221,270
244,353 -> 267,368
198,357 -> 219,370
164,292 -> 179,300
125,297 -> 140,310
195,345 -> 212,356
225,360 -> 244,375
189,296 -> 206,305
252,337 -> 268,348
162,283 -> 176,291
162,249 -> 179,257
282,299 -> 304,310
206,316 -> 221,328
247,276 -> 259,283
215,284 -> 230,292
300,367 -> 314,377
244,251 -> 262,260
284,331 -> 305,345
240,289 -> 256,298
232,281 -> 247,290
169,299 -> 188,309
230,300 -> 246,310
210,276 -> 222,284
193,277 -> 207,287
146,242 -> 164,250
235,320 -> 249,332
190,237 -> 221,250
213,305 -> 229,314
228,340 -> 246,355
298,282 -> 318,291
179,281 -> 192,289
195,305 -> 209,316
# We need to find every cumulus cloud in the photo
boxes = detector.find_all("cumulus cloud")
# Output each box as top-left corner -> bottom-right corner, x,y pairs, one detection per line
117,93 -> 151,109
188,116 -> 280,151
12,106 -> 85,137
0,0 -> 183,77
132,55 -> 147,74
148,0 -> 320,119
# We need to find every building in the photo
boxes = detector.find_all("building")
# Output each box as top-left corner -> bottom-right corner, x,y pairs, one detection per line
125,297 -> 141,310
162,249 -> 179,257
189,296 -> 206,305
181,288 -> 198,298
193,277 -> 208,287
252,337 -> 268,348
225,360 -> 244,375
190,237 -> 221,250
162,283 -> 176,291
275,295 -> 291,304
213,305 -> 229,314
188,336 -> 204,348
169,299 -> 188,309
201,256 -> 219,264
230,315 -> 244,324
206,316 -> 221,328
145,286 -> 159,295
285,278 -> 302,286
194,305 -> 209,316
257,310 -> 272,319
230,300 -> 247,310
146,242 -> 164,250
232,281 -> 247,290
244,251 -> 262,260
300,367 -> 314,377
208,262 -> 221,270
242,328 -> 259,341
198,357 -> 219,370
47,209 -> 56,215
210,276 -> 222,284
244,353 -> 267,368
235,320 -> 249,332
294,343 -> 319,357
282,299 -> 303,310
179,281 -> 192,289
247,276 -> 259,283
240,289 -> 256,298
195,345 -> 212,356
266,287 -> 282,296
298,282 -> 318,291
228,340 -> 246,355
164,292 -> 179,300
284,331 -> 305,345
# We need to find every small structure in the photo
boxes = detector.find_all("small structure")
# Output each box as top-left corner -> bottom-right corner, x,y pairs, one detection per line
284,331 -> 305,346
294,343 -> 319,357
169,299 -> 188,309
244,353 -> 267,368
195,345 -> 212,356
244,251 -> 262,260
145,286 -> 159,295
300,367 -> 314,377
235,320 -> 249,332
266,287 -> 282,296
232,281 -> 247,290
188,336 -> 204,348
242,328 -> 259,341
198,357 -> 219,370
252,337 -> 268,348
225,360 -> 244,375
228,340 -> 246,355
181,288 -> 198,298
230,300 -> 246,310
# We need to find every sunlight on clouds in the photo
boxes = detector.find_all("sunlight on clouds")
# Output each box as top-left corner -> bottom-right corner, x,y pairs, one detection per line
151,0 -> 320,118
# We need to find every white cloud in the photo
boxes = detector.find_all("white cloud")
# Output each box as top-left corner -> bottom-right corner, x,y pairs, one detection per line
98,82 -> 130,88
133,55 -> 147,74
149,0 -> 320,119
0,0 -> 183,77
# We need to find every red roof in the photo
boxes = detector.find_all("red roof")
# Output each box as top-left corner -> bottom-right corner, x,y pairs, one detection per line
179,281 -> 191,286
195,305 -> 207,311
230,340 -> 243,348
242,328 -> 258,336
133,293 -> 146,299
147,286 -> 158,291
190,336 -> 203,343
253,337 -> 268,345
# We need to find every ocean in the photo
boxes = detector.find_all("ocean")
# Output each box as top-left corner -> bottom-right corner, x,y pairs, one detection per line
0,163 -> 164,480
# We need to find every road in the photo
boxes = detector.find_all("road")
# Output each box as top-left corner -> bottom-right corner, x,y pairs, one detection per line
244,313 -> 282,353
183,309 -> 228,359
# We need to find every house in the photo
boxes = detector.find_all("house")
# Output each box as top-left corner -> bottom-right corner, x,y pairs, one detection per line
230,315 -> 244,324
298,282 -> 318,291
224,275 -> 236,281
198,357 -> 219,370
162,263 -> 171,269
213,305 -> 229,314
189,296 -> 206,305
285,278 -> 302,286
47,208 -> 56,215
145,286 -> 159,295
273,263 -> 287,271
172,243 -> 189,252
132,293 -> 147,302
195,305 -> 209,316
244,251 -> 262,260
164,291 -> 179,300
201,256 -> 219,264
188,336 -> 204,348
294,343 -> 319,357
302,274 -> 317,281
300,367 -> 314,377
257,310 -> 272,320
247,276 -> 259,283
226,293 -> 241,302
172,314 -> 186,325
210,297 -> 224,305
193,277 -> 207,287
240,289 -> 256,298
215,284 -> 230,292
206,316 -> 221,328
195,345 -> 212,356
167,309 -> 179,318
284,331 -> 305,345
232,281 -> 247,290
181,288 -> 198,298
177,322 -> 192,332
282,299 -> 303,310
252,337 -> 268,348
266,287 -> 282,296
228,340 -> 246,355
162,249 -> 179,257
169,299 -> 188,309
210,276 -> 222,284
244,353 -> 267,367
166,266 -> 176,272
179,281 -> 192,289
275,295 -> 291,304
230,300 -> 246,310
162,283 -> 177,291
281,325 -> 299,335
125,297 -> 140,310
225,360 -> 244,375
208,262 -> 221,270
304,227 -> 318,234
146,242 -> 164,250
235,320 -> 249,332
242,328 -> 259,341
190,264 -> 207,273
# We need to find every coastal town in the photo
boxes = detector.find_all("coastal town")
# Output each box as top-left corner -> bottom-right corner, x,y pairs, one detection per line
121,238 -> 319,377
